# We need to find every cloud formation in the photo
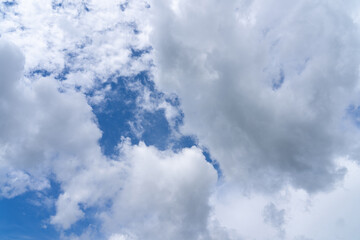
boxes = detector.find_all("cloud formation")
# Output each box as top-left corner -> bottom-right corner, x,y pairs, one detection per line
150,0 -> 360,192
0,0 -> 152,95
2,0 -> 360,240
0,40 -> 97,197
211,159 -> 360,240
0,39 -> 217,239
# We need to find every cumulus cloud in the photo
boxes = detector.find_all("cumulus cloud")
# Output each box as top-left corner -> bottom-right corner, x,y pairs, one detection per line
150,0 -> 360,192
50,141 -> 217,239
0,0 -> 152,93
0,40 -> 218,239
0,39 -> 103,196
0,0 -> 180,143
100,142 -> 217,240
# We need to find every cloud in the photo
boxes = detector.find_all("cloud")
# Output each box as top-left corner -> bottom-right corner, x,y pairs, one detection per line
0,39 -> 217,239
99,142 -> 217,240
108,234 -> 134,240
150,0 -> 360,192
51,139 -> 217,239
0,0 -> 152,93
211,158 -> 360,240
0,39 -> 103,198
0,169 -> 49,198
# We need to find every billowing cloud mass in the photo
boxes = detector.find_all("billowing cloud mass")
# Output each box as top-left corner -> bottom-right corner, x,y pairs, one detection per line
151,0 -> 360,192
100,143 -> 216,240
0,39 -> 102,197
2,0 -> 360,240
51,142 -> 217,240
0,37 -> 217,240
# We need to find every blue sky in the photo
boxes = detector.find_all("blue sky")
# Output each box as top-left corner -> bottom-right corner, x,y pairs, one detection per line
2,1 -> 360,240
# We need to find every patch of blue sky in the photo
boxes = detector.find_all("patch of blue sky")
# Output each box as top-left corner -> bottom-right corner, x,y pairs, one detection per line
89,71 -> 174,150
90,71 -> 174,155
54,65 -> 71,81
83,3 -> 90,12
28,69 -> 52,78
202,149 -> 223,180
140,109 -> 172,150
90,71 -> 223,178
50,0 -> 88,15
135,71 -> 156,91
130,46 -> 152,58
0,181 -> 61,240
346,104 -> 360,126
90,76 -> 140,156
120,2 -> 128,12
0,1 -> 16,19
51,0 -> 64,10
272,68 -> 285,90
171,135 -> 197,151
2,1 -> 17,7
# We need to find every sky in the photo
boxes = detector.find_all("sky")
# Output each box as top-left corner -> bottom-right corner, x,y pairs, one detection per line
1,0 -> 360,239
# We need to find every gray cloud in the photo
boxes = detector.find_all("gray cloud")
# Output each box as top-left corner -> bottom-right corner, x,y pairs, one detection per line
150,0 -> 360,193
100,143 -> 217,240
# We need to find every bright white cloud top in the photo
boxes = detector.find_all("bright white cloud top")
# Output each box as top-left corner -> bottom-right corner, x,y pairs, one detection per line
1,0 -> 360,240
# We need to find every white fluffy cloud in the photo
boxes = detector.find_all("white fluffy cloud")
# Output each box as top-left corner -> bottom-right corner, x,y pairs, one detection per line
100,142 -> 217,240
0,40 -> 217,239
51,141 -> 218,239
0,0 -> 152,93
150,0 -> 360,192
0,39 -> 102,197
